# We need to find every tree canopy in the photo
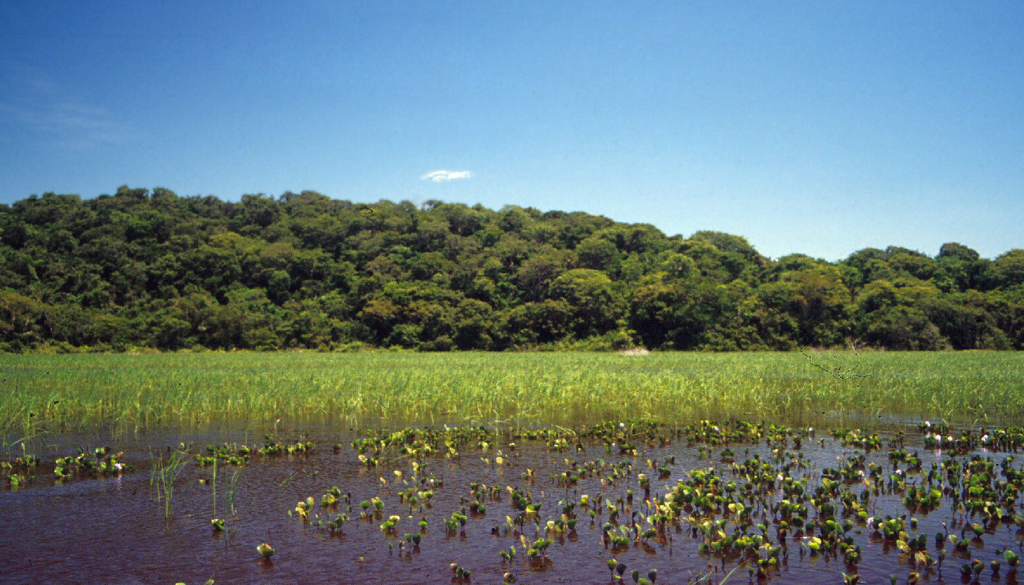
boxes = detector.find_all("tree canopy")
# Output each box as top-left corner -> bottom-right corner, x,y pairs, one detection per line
1,187 -> 1021,352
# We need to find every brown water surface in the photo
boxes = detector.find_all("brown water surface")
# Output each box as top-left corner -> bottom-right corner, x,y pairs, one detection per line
2,421 -> 1022,584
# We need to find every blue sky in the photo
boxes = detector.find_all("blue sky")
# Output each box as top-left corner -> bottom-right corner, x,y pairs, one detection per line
1,1 -> 1021,261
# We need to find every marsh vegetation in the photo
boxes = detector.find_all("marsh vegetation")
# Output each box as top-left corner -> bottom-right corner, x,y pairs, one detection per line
2,351 -> 1023,584
2,352 -> 1022,438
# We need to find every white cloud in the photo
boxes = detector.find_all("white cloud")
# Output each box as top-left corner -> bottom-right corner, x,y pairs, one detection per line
421,170 -> 473,182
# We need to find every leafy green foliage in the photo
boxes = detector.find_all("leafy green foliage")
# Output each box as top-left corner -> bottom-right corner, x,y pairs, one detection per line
1,188 -> 1021,352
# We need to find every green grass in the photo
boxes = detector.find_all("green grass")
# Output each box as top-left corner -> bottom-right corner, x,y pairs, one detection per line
1,350 -> 1022,437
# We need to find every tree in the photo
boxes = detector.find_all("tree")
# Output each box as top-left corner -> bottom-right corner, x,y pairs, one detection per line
841,248 -> 889,290
548,269 -> 625,339
756,267 -> 851,347
629,279 -> 744,350
576,236 -> 622,274
498,300 -> 573,348
517,248 -> 569,302
357,281 -> 461,348
993,249 -> 1024,288
0,290 -> 46,349
922,294 -> 1009,350
453,298 -> 495,350
2,188 -> 1022,353
861,306 -> 945,350
888,253 -> 938,281
938,242 -> 980,263
692,230 -> 762,263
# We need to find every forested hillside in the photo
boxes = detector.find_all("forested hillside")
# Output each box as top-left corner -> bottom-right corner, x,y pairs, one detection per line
1,187 -> 1022,352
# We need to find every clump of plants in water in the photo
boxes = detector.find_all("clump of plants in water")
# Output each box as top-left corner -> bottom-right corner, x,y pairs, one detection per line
257,542 -> 274,560
195,443 -> 251,467
1,453 -> 40,488
15,415 -> 1024,584
317,420 -> 1024,582
54,447 -> 130,480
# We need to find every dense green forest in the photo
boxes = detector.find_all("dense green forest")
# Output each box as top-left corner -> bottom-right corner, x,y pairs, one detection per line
1,186 -> 1022,352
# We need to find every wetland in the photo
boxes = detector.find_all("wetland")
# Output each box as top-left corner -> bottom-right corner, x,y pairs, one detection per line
2,351 -> 1024,584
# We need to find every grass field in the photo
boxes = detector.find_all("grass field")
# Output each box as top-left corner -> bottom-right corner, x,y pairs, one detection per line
2,350 -> 1022,438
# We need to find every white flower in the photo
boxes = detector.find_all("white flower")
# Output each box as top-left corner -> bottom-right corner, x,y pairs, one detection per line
982,434 -> 990,442
619,423 -> 626,428
924,421 -> 931,428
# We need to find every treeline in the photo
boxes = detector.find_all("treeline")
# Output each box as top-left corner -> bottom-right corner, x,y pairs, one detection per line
1,186 -> 1022,352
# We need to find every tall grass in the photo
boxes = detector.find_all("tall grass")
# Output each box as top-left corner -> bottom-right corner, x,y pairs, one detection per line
1,351 -> 1022,436
151,448 -> 188,519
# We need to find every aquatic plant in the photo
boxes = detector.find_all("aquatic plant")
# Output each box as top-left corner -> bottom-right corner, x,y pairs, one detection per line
227,467 -> 242,516
294,496 -> 315,521
5,352 -> 1024,436
19,391 -> 1024,585
210,458 -> 218,519
151,449 -> 188,519
328,513 -> 349,533
257,543 -> 274,559
449,563 -> 472,582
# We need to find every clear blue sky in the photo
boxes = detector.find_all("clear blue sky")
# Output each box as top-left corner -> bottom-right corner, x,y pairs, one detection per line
1,1 -> 1021,261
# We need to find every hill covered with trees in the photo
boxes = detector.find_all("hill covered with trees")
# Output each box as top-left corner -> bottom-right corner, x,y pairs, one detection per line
1,186 -> 1022,352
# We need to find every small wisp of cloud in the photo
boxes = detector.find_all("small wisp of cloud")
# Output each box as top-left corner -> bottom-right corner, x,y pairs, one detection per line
421,170 -> 473,182
1,62 -> 136,150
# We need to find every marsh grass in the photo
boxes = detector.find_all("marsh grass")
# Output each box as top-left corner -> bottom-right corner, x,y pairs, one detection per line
211,457 -> 217,520
227,467 -> 242,517
1,351 -> 1022,437
151,449 -> 188,519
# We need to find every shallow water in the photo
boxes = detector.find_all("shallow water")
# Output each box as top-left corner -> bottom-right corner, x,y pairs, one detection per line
3,420 -> 1024,584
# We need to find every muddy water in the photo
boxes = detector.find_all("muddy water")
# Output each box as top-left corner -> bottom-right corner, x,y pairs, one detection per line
2,422 -> 1022,584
